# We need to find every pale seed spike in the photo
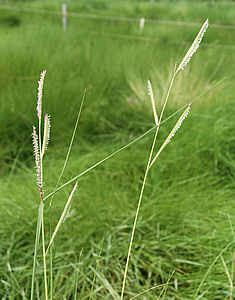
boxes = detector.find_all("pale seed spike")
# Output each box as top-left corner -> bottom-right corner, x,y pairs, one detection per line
37,70 -> 47,121
149,104 -> 191,169
41,114 -> 51,158
148,80 -> 158,126
175,19 -> 209,74
45,181 -> 78,255
32,126 -> 44,201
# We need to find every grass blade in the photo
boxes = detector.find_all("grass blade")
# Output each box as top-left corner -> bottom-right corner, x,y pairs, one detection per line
89,266 -> 120,300
48,90 -> 86,298
41,203 -> 48,300
30,203 -> 43,300
89,233 -> 105,300
49,89 -> 86,207
194,241 -> 234,299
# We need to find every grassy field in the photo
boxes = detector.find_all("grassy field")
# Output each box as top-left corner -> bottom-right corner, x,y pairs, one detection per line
0,0 -> 235,299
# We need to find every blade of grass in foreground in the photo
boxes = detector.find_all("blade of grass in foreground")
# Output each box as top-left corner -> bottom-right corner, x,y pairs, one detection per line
74,248 -> 83,300
157,270 -> 175,300
88,233 -> 105,300
49,89 -> 86,207
48,90 -> 86,300
89,266 -> 120,300
130,282 -> 173,300
41,203 -> 48,300
43,78 -> 225,202
194,241 -> 234,299
30,203 -> 43,300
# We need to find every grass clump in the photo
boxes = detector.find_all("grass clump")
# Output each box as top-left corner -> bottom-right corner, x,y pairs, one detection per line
0,1 -> 234,299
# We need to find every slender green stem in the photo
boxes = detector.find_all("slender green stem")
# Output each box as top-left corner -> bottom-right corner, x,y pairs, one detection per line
120,129 -> 158,299
121,73 -> 176,299
41,203 -> 48,300
230,250 -> 235,300
30,203 -> 43,300
49,206 -> 53,300
159,74 -> 175,124
157,270 -> 175,300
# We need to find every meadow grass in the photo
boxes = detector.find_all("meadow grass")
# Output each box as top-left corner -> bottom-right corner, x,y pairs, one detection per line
0,0 -> 235,299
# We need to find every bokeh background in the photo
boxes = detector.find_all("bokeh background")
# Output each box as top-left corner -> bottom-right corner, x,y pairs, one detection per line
0,0 -> 234,298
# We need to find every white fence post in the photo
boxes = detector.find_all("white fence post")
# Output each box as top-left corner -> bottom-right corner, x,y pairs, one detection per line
62,3 -> 67,31
140,18 -> 145,33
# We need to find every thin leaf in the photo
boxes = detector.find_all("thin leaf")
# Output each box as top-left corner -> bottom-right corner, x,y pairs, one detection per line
89,233 -> 105,300
30,203 -> 43,300
89,266 -> 120,300
49,89 -> 86,206
194,241 -> 234,299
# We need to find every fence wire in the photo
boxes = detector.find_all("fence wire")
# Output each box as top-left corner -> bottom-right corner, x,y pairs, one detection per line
0,4 -> 235,50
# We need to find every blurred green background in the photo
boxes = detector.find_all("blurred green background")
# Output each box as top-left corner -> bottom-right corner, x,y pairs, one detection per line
0,0 -> 234,299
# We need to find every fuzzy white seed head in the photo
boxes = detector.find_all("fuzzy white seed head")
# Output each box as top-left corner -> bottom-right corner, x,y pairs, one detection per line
149,104 -> 191,169
147,79 -> 159,126
46,181 -> 78,255
63,182 -> 78,223
37,70 -> 47,121
32,126 -> 44,200
176,19 -> 209,74
42,114 -> 51,158
164,104 -> 191,147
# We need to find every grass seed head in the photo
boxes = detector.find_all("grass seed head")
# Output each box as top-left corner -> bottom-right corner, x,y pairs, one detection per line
37,70 -> 47,121
148,79 -> 159,126
149,104 -> 191,168
32,126 -> 44,200
46,181 -> 78,255
42,114 -> 51,158
176,19 -> 209,74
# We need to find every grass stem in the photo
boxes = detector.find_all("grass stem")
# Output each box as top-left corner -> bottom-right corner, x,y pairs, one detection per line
121,72 -> 176,299
41,203 -> 48,300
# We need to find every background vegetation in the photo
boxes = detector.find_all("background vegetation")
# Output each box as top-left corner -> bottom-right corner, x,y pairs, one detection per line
0,0 -> 234,298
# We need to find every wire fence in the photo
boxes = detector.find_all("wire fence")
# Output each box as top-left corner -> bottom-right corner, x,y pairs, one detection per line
80,29 -> 235,50
0,4 -> 235,50
1,5 -> 235,30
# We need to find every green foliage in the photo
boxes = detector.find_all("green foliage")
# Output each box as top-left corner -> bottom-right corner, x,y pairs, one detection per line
0,0 -> 234,299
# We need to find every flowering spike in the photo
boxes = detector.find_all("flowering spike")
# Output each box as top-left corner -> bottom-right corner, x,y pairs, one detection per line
149,104 -> 191,168
32,126 -> 44,200
42,114 -> 51,158
45,181 -> 78,255
37,70 -> 47,121
148,80 -> 159,126
175,19 -> 209,74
